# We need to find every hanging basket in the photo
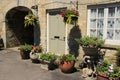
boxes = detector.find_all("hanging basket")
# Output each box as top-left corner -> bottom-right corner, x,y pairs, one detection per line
64,16 -> 78,24
24,12 -> 37,27
61,9 -> 79,24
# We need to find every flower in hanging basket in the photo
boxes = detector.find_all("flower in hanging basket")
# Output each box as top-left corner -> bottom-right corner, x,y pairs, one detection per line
61,9 -> 79,24
24,12 -> 37,27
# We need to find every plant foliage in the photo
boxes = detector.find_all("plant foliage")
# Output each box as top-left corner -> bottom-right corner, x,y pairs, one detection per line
24,12 -> 37,27
39,52 -> 57,62
32,46 -> 43,53
97,60 -> 120,78
61,9 -> 79,24
20,44 -> 33,52
75,36 -> 105,48
59,54 -> 76,62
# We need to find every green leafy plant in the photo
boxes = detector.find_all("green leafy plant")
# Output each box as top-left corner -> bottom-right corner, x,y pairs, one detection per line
59,54 -> 76,62
39,52 -> 57,62
61,8 -> 79,24
75,36 -> 105,48
97,60 -> 120,79
108,66 -> 120,78
24,12 -> 37,27
20,44 -> 33,52
97,60 -> 109,73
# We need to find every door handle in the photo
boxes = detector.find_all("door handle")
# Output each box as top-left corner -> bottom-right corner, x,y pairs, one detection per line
54,36 -> 60,39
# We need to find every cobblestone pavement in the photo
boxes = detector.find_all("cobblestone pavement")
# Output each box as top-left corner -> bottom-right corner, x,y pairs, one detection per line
0,49 -> 84,80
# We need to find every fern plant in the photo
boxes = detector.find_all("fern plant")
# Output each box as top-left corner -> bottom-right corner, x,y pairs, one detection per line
24,12 -> 37,27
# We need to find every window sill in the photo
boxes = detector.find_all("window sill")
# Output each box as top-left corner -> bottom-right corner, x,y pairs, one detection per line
101,44 -> 120,50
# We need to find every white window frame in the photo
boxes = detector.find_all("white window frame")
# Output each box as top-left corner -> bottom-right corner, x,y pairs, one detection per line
87,3 -> 120,45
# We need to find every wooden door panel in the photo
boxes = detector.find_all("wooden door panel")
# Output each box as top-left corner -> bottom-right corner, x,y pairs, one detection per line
49,12 -> 65,55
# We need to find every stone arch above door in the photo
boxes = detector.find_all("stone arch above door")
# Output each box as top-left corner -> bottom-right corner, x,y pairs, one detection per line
5,6 -> 34,48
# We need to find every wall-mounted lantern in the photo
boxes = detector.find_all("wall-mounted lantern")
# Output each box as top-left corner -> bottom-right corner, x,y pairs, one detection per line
31,5 -> 38,11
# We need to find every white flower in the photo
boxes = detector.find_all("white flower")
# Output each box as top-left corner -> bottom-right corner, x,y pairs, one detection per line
109,64 -> 114,70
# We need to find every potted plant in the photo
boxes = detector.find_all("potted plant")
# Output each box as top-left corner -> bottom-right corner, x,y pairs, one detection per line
18,44 -> 33,59
61,8 -> 79,24
30,45 -> 43,63
96,60 -> 120,80
59,54 -> 76,73
115,48 -> 120,66
24,12 -> 37,27
0,36 -> 4,49
75,36 -> 105,56
39,52 -> 58,70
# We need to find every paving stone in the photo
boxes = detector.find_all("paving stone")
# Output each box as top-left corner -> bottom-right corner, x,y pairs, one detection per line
0,49 -> 84,80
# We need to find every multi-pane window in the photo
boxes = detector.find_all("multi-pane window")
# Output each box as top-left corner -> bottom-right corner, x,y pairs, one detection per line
90,8 -> 104,38
88,4 -> 120,45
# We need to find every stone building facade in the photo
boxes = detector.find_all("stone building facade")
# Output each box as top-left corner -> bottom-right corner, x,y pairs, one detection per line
0,0 -> 120,62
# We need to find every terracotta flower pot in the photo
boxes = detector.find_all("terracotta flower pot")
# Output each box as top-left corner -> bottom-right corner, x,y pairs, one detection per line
109,77 -> 119,80
97,72 -> 120,80
59,61 -> 75,73
97,73 -> 109,80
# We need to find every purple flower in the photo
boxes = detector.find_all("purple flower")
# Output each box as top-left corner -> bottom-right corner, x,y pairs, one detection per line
98,59 -> 102,65
98,61 -> 102,64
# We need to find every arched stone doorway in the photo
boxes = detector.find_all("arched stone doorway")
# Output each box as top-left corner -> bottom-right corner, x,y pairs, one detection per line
5,6 -> 34,48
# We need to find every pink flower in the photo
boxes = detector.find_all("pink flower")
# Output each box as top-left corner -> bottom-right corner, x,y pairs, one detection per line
74,10 -> 79,16
108,69 -> 114,73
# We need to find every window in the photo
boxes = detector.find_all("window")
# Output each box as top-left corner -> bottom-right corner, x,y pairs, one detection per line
87,3 -> 120,45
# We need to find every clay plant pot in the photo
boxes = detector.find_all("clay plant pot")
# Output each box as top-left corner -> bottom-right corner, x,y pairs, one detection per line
59,61 -> 75,73
97,72 -> 109,80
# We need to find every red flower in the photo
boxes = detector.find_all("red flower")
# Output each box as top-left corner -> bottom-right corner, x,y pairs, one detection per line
61,12 -> 65,17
